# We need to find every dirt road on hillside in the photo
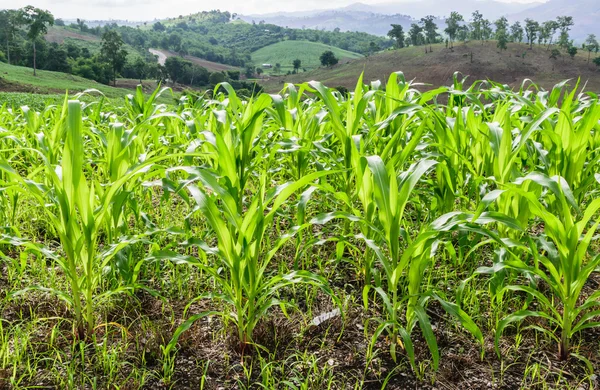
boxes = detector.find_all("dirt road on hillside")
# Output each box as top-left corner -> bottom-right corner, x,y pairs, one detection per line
149,49 -> 167,66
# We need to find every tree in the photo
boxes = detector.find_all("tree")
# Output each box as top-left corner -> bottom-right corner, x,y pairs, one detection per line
256,67 -> 263,78
292,59 -> 301,73
470,10 -> 483,41
274,63 -> 281,75
76,18 -> 86,32
169,33 -> 182,52
18,6 -> 54,76
208,71 -> 225,85
409,23 -> 424,46
101,30 -> 128,86
510,21 -> 524,43
387,24 -> 405,49
244,65 -> 254,78
0,10 -> 21,65
320,50 -> 339,67
444,12 -> 464,48
524,19 -> 540,49
368,41 -> 380,55
457,25 -> 470,43
420,15 -> 438,49
133,57 -> 146,84
495,17 -> 509,51
593,56 -> 600,69
543,20 -> 559,50
584,34 -> 599,62
497,32 -> 508,50
165,56 -> 187,85
495,16 -> 509,35
481,19 -> 493,43
567,45 -> 577,59
153,22 -> 166,32
556,16 -> 574,50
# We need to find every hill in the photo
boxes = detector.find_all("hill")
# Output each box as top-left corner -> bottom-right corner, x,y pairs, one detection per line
251,41 -> 363,74
508,0 -> 600,42
260,41 -> 600,92
0,62 -> 132,98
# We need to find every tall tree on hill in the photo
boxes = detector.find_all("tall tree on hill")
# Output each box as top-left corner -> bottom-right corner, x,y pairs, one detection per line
525,19 -> 540,49
557,16 -> 574,50
444,12 -> 464,49
470,10 -> 483,42
542,20 -> 559,50
101,30 -> 128,86
510,21 -> 524,43
320,50 -> 338,67
387,24 -> 405,49
133,57 -> 146,84
0,10 -> 21,65
457,25 -> 470,43
481,19 -> 493,43
76,18 -> 86,32
584,34 -> 599,62
409,23 -> 424,46
495,17 -> 509,51
18,6 -> 54,76
420,15 -> 438,50
292,59 -> 301,74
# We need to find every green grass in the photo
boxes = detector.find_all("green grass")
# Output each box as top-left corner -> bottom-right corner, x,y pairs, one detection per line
251,40 -> 362,73
0,62 -> 133,98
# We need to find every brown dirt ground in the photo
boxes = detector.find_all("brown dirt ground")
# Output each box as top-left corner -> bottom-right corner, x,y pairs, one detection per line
261,41 -> 600,93
45,27 -> 101,44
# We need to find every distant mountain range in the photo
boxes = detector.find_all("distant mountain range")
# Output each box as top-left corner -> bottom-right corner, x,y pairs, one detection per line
241,0 -> 598,41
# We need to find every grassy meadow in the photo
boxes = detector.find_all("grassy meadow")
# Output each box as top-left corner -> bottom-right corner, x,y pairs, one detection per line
0,61 -> 134,98
251,41 -> 363,74
0,75 -> 599,389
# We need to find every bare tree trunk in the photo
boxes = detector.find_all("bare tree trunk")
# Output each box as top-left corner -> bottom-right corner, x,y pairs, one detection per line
33,41 -> 37,76
547,36 -> 553,51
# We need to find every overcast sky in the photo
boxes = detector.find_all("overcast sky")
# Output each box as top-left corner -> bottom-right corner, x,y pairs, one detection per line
0,0 -> 540,21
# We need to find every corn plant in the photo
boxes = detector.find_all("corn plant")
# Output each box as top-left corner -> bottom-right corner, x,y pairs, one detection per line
0,100 -> 172,339
482,173 -> 600,360
157,161 -> 339,356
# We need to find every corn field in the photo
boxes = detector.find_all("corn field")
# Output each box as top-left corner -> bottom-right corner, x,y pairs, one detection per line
0,74 -> 599,389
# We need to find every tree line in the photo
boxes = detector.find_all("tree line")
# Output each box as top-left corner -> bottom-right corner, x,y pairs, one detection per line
387,11 -> 600,66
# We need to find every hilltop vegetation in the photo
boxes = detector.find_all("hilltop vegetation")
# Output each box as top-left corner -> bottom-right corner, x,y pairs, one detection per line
262,41 -> 600,92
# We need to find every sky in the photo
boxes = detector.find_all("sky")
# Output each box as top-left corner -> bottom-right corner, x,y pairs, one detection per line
0,0 -> 541,21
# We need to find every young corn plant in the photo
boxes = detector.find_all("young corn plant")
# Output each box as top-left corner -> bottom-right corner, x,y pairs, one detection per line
314,155 -> 451,368
482,172 -> 600,360
0,100 -> 170,340
158,163 -> 339,357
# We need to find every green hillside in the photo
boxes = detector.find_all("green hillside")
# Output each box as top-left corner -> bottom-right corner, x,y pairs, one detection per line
0,62 -> 132,98
251,41 -> 363,73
